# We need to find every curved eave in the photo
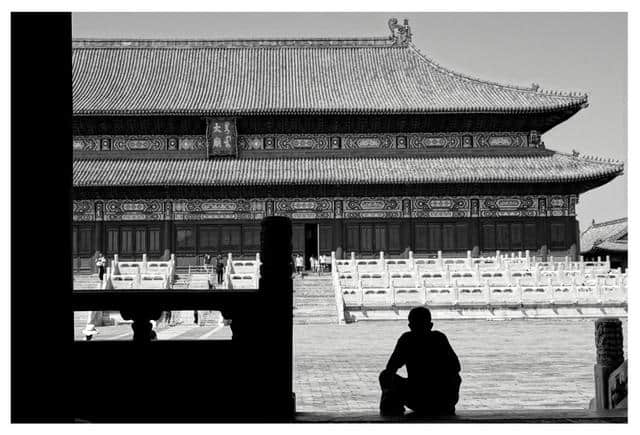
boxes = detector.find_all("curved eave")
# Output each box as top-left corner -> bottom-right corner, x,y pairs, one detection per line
72,153 -> 623,189
72,104 -> 586,117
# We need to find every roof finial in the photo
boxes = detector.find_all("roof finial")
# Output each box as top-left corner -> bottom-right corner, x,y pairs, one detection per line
531,82 -> 540,91
388,18 -> 412,45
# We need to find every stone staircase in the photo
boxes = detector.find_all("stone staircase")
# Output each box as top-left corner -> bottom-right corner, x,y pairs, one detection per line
168,274 -> 221,326
172,275 -> 190,289
293,273 -> 338,324
73,273 -> 103,290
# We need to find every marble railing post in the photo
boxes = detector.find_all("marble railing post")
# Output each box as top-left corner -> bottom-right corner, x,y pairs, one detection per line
103,266 -> 111,290
593,318 -> 625,410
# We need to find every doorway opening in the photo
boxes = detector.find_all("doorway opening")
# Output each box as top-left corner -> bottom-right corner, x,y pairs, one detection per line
304,223 -> 318,270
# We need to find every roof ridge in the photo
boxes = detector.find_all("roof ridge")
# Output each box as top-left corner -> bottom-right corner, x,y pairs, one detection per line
73,17 -> 414,50
553,150 -> 625,167
590,217 -> 628,228
406,43 -> 588,103
72,36 -> 399,49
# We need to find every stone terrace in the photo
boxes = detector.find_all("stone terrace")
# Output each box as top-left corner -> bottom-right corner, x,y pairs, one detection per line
75,318 -> 627,414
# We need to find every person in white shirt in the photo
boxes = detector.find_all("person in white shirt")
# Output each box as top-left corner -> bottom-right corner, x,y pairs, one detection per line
295,254 -> 304,275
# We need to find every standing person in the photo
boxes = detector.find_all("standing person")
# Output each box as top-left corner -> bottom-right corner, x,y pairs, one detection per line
95,251 -> 107,282
216,255 -> 225,285
295,254 -> 304,276
309,255 -> 317,274
319,254 -> 326,273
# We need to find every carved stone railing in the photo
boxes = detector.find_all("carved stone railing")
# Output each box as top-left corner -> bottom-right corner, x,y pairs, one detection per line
333,250 -> 626,312
340,284 -> 627,310
334,250 -> 615,276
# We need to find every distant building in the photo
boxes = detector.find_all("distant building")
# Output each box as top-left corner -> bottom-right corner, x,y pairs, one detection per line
581,218 -> 628,271
72,18 -> 624,271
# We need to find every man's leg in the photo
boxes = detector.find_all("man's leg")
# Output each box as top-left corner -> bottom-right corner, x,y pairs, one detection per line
406,375 -> 461,416
379,370 -> 408,416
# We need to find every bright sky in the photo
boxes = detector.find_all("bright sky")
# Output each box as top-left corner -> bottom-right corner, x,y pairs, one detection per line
72,12 -> 628,229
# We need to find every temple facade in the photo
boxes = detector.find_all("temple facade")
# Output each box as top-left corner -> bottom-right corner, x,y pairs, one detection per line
72,19 -> 623,271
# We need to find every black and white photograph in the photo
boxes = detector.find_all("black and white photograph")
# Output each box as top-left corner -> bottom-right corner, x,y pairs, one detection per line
8,7 -> 632,427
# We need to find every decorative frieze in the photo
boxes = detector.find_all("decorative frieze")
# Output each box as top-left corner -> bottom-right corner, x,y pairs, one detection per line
237,131 -> 535,151
273,198 -> 333,219
173,199 -> 251,220
413,197 -> 469,218
549,195 -> 569,217
73,135 -> 207,151
73,200 -> 95,221
344,197 -> 402,218
73,194 -> 577,221
75,131 -> 539,153
480,196 -> 537,218
343,135 -> 395,149
103,200 -> 164,221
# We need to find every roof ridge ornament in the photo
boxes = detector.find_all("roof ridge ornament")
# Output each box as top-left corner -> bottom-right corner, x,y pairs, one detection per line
388,18 -> 412,46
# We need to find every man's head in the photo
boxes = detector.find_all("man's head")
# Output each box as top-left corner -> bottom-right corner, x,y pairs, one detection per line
408,307 -> 433,332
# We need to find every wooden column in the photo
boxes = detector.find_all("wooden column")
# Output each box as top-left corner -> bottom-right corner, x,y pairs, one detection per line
94,201 -> 104,272
401,199 -> 412,252
470,199 -> 480,256
333,220 -> 344,259
163,200 -> 173,254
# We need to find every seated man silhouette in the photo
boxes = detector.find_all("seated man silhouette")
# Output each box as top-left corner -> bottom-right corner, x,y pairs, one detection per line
379,307 -> 461,416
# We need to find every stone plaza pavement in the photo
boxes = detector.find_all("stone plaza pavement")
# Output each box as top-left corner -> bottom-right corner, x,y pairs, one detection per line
75,318 -> 627,413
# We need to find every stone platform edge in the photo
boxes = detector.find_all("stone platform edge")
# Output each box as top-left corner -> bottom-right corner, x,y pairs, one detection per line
295,408 -> 627,423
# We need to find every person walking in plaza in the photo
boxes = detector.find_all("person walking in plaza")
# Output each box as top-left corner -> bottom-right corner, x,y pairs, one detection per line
379,307 -> 461,416
95,251 -> 107,282
216,254 -> 225,285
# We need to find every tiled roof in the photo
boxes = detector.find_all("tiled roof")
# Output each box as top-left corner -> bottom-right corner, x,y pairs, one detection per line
72,34 -> 587,116
73,151 -> 622,187
581,217 -> 628,253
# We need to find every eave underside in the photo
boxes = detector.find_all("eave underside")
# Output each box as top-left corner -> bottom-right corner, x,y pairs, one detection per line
73,111 -> 580,136
72,180 -> 616,200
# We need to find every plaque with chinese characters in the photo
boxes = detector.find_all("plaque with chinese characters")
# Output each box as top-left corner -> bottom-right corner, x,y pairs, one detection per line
206,118 -> 237,157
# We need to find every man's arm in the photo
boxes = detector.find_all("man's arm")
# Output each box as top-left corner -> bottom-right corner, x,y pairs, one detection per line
385,335 -> 407,373
441,334 -> 461,373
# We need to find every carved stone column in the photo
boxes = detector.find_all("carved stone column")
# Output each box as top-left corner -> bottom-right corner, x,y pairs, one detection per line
593,317 -> 625,409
